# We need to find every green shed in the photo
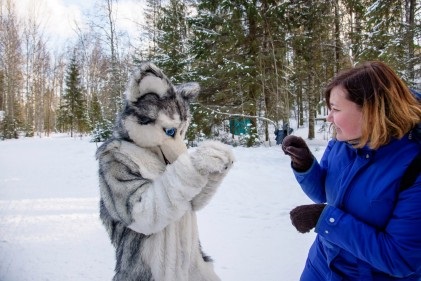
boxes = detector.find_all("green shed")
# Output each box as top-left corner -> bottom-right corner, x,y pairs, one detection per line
229,117 -> 252,135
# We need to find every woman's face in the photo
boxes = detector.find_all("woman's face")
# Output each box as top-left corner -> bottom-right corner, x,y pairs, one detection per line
326,85 -> 363,142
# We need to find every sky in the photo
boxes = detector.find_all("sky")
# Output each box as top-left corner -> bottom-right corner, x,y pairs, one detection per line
0,123 -> 330,281
14,0 -> 145,51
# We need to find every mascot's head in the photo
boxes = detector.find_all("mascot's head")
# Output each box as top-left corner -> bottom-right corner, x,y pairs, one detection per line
115,62 -> 199,164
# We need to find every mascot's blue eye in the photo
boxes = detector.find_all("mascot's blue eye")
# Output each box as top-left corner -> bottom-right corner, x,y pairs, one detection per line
164,128 -> 176,137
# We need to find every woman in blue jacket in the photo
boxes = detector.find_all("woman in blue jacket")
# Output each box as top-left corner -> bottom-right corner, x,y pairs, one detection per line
282,61 -> 421,280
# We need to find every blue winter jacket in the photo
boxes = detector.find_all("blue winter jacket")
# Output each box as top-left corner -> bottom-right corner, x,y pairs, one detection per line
294,132 -> 421,280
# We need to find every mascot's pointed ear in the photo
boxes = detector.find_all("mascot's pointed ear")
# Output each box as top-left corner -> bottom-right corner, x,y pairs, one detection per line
176,82 -> 200,102
125,62 -> 173,102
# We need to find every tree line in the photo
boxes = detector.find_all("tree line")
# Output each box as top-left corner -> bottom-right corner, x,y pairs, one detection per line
0,0 -> 419,146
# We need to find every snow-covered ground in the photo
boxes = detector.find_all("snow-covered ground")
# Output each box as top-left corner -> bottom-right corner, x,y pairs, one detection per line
0,127 -> 329,281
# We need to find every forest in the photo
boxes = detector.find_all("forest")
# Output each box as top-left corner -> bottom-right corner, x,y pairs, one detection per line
0,0 -> 419,146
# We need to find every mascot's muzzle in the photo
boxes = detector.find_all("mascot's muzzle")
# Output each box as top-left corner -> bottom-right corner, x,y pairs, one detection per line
159,135 -> 187,165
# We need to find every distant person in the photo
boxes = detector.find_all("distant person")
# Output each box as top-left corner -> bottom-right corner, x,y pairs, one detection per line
275,123 -> 293,145
282,61 -> 421,280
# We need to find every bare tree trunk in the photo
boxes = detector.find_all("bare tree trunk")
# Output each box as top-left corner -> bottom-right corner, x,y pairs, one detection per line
405,0 -> 416,83
245,0 -> 260,147
333,0 -> 341,74
298,82 -> 304,127
105,0 -> 125,117
0,0 -> 23,138
307,72 -> 316,140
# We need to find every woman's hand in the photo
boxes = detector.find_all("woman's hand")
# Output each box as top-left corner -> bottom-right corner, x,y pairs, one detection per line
290,203 -> 326,233
282,135 -> 314,172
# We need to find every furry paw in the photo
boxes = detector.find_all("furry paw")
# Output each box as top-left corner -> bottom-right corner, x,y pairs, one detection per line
190,141 -> 235,176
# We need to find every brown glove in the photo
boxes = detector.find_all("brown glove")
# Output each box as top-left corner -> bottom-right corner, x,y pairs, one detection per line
290,203 -> 326,233
281,135 -> 313,172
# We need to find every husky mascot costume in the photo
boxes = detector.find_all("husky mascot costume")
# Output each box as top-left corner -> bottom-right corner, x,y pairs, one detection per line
96,62 -> 234,281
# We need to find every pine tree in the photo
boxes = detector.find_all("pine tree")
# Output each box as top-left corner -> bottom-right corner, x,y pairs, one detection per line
285,0 -> 338,139
357,0 -> 419,83
141,0 -> 162,60
60,55 -> 88,137
89,92 -> 102,129
153,0 -> 191,83
89,91 -> 113,142
189,0 -> 262,146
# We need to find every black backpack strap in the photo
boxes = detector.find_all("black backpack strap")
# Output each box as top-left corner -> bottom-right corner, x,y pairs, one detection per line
398,92 -> 421,191
399,151 -> 421,192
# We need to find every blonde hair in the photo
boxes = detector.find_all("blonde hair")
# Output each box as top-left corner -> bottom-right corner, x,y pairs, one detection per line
324,61 -> 421,149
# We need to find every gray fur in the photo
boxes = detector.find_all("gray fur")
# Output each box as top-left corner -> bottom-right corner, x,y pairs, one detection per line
96,62 -> 234,281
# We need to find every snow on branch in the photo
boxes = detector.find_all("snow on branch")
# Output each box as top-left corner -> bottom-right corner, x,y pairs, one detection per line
195,103 -> 278,127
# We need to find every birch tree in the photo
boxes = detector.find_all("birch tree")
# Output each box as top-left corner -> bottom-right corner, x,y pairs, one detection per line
0,0 -> 23,139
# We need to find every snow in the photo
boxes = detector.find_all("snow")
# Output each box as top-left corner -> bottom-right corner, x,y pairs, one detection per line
0,127 -> 329,281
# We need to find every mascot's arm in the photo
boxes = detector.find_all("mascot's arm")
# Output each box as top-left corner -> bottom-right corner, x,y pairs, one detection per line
190,141 -> 235,211
128,152 -> 209,235
129,141 -> 234,233
97,141 -> 208,235
191,176 -> 223,211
